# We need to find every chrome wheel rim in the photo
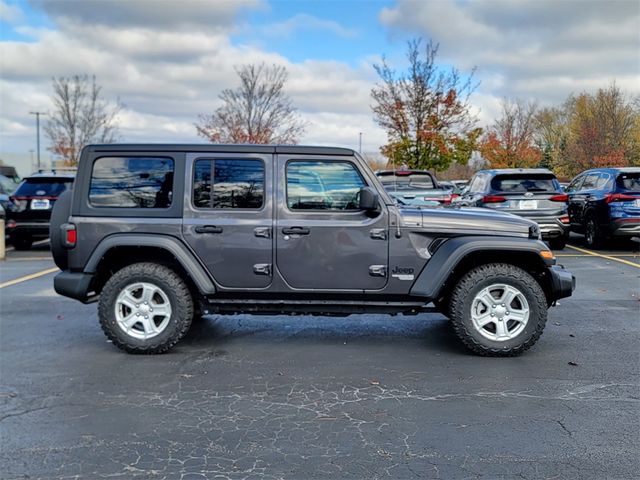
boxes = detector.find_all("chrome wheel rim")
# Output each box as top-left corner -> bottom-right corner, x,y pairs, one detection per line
470,284 -> 529,342
115,282 -> 172,340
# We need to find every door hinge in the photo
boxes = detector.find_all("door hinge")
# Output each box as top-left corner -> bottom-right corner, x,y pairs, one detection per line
253,263 -> 272,276
369,265 -> 387,277
370,228 -> 387,240
254,227 -> 271,238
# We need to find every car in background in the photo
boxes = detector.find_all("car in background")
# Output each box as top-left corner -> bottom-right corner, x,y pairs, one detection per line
456,168 -> 569,249
6,170 -> 75,250
566,167 -> 640,248
375,170 -> 458,207
0,174 -> 17,216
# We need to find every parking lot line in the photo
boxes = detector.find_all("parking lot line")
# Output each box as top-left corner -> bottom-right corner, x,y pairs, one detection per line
566,245 -> 640,268
0,267 -> 59,289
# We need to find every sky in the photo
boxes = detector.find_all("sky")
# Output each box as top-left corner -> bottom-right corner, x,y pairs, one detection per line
1,0 -> 639,167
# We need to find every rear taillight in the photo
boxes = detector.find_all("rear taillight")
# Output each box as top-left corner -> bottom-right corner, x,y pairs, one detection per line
559,215 -> 570,224
61,223 -> 76,248
549,194 -> 569,202
481,195 -> 507,203
606,193 -> 639,203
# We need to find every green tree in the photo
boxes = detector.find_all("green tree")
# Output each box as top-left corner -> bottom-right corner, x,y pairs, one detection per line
371,39 -> 479,172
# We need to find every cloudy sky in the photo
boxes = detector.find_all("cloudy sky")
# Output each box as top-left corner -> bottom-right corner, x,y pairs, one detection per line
1,0 -> 639,162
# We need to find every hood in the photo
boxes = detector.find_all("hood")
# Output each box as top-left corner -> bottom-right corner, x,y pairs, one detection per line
398,206 -> 538,238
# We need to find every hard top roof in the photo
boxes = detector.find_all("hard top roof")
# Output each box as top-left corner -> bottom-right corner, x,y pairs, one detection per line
478,168 -> 555,175
85,144 -> 356,156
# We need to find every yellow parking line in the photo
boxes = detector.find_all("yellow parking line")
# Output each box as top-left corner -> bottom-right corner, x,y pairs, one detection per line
566,245 -> 640,269
0,267 -> 59,289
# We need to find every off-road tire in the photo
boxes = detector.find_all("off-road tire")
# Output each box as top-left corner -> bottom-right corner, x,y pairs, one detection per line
10,234 -> 33,251
98,262 -> 193,354
449,263 -> 548,357
549,236 -> 567,250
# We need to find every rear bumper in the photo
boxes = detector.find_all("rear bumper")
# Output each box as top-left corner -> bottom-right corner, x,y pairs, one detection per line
548,265 -> 575,302
527,217 -> 569,239
610,218 -> 640,237
54,271 -> 96,303
6,220 -> 50,237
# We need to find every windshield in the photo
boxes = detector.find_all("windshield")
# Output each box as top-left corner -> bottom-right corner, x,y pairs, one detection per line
15,178 -> 73,196
616,172 -> 640,192
490,174 -> 560,193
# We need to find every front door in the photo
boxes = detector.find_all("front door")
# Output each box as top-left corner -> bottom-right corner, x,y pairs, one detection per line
182,153 -> 273,289
275,155 -> 389,291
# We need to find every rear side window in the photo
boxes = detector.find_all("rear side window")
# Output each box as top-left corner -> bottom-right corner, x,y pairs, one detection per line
15,178 -> 72,197
193,159 -> 264,209
89,157 -> 174,208
581,173 -> 600,190
617,172 -> 640,192
491,174 -> 559,193
287,161 -> 365,211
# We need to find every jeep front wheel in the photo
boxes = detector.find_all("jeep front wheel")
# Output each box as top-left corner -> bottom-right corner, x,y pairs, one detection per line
449,263 -> 547,356
98,263 -> 193,354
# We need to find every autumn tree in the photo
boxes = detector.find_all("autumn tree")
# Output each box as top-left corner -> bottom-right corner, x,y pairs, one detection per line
371,39 -> 479,172
479,98 -> 541,168
196,63 -> 306,144
44,75 -> 122,165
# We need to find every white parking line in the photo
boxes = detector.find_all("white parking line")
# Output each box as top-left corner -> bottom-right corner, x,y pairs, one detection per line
0,267 -> 59,289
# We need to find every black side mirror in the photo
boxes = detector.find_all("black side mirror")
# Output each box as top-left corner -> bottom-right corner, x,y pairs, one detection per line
359,186 -> 379,211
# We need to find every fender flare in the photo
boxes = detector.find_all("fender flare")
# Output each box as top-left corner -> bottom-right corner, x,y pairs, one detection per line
410,236 -> 551,299
84,234 -> 216,294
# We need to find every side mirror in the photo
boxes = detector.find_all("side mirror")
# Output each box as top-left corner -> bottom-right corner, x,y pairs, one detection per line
359,186 -> 379,211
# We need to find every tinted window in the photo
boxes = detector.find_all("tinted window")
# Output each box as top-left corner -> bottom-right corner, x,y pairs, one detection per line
193,159 -> 264,209
581,173 -> 599,190
90,157 -> 174,208
0,175 -> 16,195
617,172 -> 640,192
566,175 -> 584,192
15,178 -> 72,196
596,172 -> 613,190
491,174 -> 559,193
287,161 -> 365,211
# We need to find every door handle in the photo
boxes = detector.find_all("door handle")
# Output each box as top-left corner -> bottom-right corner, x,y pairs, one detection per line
195,225 -> 223,234
282,227 -> 310,235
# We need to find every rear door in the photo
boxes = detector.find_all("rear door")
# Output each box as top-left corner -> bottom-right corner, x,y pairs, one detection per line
275,155 -> 389,291
571,173 -> 599,225
182,153 -> 273,289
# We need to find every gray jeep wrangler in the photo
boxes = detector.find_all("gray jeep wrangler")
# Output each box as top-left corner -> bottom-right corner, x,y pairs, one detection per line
51,144 -> 575,356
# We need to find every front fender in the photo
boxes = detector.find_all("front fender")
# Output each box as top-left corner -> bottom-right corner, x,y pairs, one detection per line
410,236 -> 552,299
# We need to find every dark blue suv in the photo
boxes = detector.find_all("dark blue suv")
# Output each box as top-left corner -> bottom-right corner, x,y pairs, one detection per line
566,167 -> 640,248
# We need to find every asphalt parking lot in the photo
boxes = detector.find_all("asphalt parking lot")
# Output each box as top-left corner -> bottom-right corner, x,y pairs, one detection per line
1,238 -> 639,480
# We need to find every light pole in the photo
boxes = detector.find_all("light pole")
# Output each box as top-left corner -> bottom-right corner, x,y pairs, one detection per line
29,111 -> 46,171
358,132 -> 362,153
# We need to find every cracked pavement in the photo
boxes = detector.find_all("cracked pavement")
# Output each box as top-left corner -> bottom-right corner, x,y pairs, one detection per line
1,245 -> 639,479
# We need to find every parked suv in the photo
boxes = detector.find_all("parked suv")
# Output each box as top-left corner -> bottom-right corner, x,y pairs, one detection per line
566,167 -> 640,248
51,145 -> 574,356
456,169 -> 570,249
6,171 -> 75,250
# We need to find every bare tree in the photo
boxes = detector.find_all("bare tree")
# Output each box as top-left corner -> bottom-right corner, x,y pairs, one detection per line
196,63 -> 306,145
44,75 -> 122,165
371,38 -> 479,172
480,98 -> 540,168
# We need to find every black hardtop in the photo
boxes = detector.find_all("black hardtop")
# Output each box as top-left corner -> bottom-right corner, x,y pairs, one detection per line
85,144 -> 356,156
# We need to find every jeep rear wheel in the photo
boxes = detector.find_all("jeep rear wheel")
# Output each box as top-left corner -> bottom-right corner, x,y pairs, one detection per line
449,263 -> 547,356
98,263 -> 193,354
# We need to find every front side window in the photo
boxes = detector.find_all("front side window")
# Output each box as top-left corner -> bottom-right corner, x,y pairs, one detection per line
89,157 -> 174,208
193,159 -> 264,209
566,175 -> 584,192
287,161 -> 365,211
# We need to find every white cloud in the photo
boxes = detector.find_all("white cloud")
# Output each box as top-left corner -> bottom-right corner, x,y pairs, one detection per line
259,13 -> 357,39
379,0 -> 640,124
0,0 -> 23,23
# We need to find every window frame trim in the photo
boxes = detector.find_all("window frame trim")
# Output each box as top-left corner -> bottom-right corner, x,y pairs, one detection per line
191,157 -> 267,211
284,158 -> 369,214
